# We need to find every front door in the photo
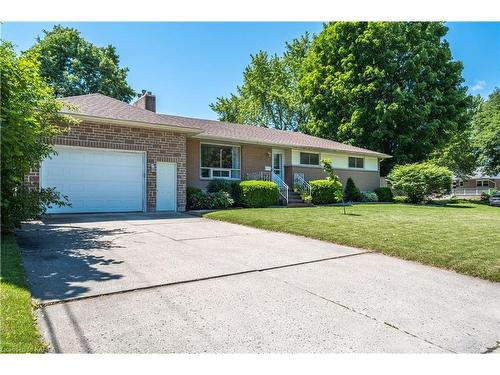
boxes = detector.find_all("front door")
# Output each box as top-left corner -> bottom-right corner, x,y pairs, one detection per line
272,150 -> 284,180
156,162 -> 177,211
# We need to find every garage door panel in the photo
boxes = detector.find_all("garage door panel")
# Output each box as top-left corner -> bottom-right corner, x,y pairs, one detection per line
41,147 -> 145,214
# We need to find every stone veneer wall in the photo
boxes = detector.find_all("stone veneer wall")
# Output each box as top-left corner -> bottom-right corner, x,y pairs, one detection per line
25,121 -> 187,211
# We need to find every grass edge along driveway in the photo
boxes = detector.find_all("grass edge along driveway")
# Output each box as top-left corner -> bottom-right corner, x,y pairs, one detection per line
205,203 -> 500,282
0,235 -> 46,353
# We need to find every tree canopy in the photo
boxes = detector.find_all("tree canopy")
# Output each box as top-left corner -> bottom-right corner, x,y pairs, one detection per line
210,34 -> 311,131
430,95 -> 482,179
0,41 -> 76,230
472,88 -> 500,175
300,22 -> 472,174
27,25 -> 135,101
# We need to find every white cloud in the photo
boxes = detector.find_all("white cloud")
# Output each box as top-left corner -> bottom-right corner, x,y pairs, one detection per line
471,80 -> 486,92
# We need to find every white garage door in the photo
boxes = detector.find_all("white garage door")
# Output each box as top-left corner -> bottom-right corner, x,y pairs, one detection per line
41,146 -> 145,214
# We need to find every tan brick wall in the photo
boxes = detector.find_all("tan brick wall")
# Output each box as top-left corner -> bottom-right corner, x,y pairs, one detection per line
461,179 -> 498,188
241,143 -> 272,176
287,166 -> 380,192
186,138 -> 272,189
27,121 -> 187,211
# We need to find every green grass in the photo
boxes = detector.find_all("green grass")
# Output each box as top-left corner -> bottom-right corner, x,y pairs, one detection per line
206,203 -> 500,282
1,235 -> 46,353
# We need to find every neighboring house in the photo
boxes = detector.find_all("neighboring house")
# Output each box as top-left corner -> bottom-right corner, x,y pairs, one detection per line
25,92 -> 391,214
452,171 -> 499,196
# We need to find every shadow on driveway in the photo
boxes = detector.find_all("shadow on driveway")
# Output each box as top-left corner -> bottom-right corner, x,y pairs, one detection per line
17,222 -> 128,302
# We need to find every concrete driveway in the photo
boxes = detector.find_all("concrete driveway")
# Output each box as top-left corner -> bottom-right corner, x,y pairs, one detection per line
18,213 -> 500,353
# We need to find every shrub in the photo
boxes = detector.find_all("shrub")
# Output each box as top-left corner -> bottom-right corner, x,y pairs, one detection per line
301,194 -> 313,205
344,177 -> 362,202
240,180 -> 279,208
309,179 -> 343,205
187,187 -> 208,210
187,186 -> 234,210
2,186 -> 68,230
1,42 -> 76,230
321,159 -> 342,183
374,187 -> 393,202
481,189 -> 498,201
206,191 -> 234,209
230,181 -> 242,205
361,192 -> 379,202
387,162 -> 452,203
206,179 -> 241,206
393,195 -> 408,203
207,179 -> 233,193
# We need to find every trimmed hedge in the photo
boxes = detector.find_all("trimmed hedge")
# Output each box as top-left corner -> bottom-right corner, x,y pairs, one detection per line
310,179 -> 343,205
374,187 -> 393,202
240,180 -> 279,208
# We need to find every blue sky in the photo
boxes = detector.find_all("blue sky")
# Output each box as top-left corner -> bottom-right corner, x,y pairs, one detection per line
2,22 -> 499,120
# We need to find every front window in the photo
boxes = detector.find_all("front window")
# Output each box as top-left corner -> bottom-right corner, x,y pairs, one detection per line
200,143 -> 240,179
348,157 -> 364,169
476,180 -> 489,187
300,152 -> 320,166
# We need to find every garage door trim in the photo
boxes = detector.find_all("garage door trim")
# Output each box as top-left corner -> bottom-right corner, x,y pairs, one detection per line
40,145 -> 147,213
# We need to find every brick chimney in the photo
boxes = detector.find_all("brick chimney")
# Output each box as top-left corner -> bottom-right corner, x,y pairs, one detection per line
133,90 -> 156,112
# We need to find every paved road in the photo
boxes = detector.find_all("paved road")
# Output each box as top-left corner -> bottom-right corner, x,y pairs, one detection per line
18,213 -> 500,353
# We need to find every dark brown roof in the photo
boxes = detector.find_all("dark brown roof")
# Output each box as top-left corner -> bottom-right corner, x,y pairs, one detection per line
60,93 -> 391,158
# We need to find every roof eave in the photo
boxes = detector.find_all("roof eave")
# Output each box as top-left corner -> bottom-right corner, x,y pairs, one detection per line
191,134 -> 391,159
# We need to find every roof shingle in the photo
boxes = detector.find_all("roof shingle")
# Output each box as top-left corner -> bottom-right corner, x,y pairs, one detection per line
59,93 -> 391,158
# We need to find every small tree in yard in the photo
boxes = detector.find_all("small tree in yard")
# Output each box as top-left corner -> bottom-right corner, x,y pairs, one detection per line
387,162 -> 452,203
321,159 -> 341,183
344,177 -> 361,202
0,42 -> 76,231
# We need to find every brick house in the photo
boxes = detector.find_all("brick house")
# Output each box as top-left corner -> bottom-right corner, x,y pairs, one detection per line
27,92 -> 391,213
452,171 -> 499,197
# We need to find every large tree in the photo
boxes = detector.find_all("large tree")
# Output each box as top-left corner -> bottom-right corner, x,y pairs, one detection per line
431,95 -> 482,179
27,25 -> 135,101
0,41 -> 76,230
300,22 -> 472,174
472,88 -> 500,175
210,34 -> 311,131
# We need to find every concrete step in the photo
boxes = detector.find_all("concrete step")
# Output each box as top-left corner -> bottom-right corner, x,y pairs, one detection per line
287,203 -> 313,208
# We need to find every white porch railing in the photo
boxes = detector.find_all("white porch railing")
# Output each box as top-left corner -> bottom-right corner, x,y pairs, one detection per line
451,188 -> 492,196
271,172 -> 289,205
293,173 -> 312,197
244,171 -> 271,181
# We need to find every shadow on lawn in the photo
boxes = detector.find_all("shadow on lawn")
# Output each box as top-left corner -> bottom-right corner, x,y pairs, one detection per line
427,203 -> 476,209
16,222 -> 128,301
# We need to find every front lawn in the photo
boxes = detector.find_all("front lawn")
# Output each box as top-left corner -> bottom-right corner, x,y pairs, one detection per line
0,235 -> 46,353
206,203 -> 500,282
